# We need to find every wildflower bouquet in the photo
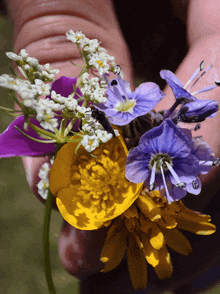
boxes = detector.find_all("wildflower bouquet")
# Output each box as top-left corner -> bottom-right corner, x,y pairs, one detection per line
0,30 -> 219,292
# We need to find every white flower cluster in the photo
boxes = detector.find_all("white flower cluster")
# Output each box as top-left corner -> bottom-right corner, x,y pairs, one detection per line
36,98 -> 64,132
51,90 -> 78,111
37,157 -> 54,200
6,49 -> 59,82
81,73 -> 107,103
0,74 -> 52,108
66,30 -> 115,75
80,111 -> 119,152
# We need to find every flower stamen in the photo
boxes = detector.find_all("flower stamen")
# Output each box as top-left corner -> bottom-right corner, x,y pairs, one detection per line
149,161 -> 157,191
165,161 -> 186,189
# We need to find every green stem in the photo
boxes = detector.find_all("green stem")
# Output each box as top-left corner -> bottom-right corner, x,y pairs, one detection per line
43,189 -> 56,294
43,143 -> 63,294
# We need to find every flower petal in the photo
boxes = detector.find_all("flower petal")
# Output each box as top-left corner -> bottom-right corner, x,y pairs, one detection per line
160,70 -> 194,100
160,227 -> 192,255
132,82 -> 165,114
0,116 -> 55,157
139,119 -> 193,158
154,245 -> 173,280
149,224 -> 165,250
50,136 -> 143,230
181,99 -> 219,122
127,232 -> 147,290
142,234 -> 159,267
136,195 -> 161,221
100,226 -> 128,272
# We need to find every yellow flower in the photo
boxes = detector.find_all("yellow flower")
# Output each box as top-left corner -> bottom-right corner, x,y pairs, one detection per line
99,189 -> 216,290
49,135 -> 143,230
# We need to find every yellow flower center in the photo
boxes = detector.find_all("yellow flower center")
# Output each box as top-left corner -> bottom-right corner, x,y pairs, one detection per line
76,36 -> 83,41
96,60 -> 103,67
114,99 -> 136,113
71,149 -> 129,212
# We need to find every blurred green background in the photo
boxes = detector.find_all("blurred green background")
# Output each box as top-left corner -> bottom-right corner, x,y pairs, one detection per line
0,3 -> 220,294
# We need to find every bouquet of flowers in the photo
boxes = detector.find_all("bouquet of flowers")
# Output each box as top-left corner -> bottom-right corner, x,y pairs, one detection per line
0,30 -> 219,292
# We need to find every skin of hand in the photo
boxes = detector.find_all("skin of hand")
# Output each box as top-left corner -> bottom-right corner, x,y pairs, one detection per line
7,0 -> 220,292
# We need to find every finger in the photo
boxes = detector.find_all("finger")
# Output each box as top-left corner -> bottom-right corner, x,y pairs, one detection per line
59,221 -> 109,279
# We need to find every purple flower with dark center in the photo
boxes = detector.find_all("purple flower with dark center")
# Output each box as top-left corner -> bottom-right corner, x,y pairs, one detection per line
96,73 -> 165,125
0,76 -> 79,158
125,119 -> 201,203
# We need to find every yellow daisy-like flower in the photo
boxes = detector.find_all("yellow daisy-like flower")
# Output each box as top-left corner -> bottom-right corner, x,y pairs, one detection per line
49,135 -> 143,230
100,189 -> 216,290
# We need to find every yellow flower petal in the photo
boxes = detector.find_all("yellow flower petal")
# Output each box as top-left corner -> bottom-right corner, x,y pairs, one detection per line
127,232 -> 147,290
160,227 -> 192,255
141,234 -> 159,267
176,218 -> 216,235
154,246 -> 173,280
136,195 -> 161,221
100,227 -> 128,272
149,224 -> 165,250
50,136 -> 143,230
160,215 -> 177,229
177,201 -> 212,223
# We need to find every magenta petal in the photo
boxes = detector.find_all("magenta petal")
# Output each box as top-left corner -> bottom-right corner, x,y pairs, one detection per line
49,76 -> 77,97
0,116 -> 56,157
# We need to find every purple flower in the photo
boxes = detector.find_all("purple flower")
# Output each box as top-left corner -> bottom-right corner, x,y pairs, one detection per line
0,76 -> 79,158
0,116 -> 56,157
177,99 -> 219,122
125,119 -> 201,203
96,74 -> 165,125
160,63 -> 219,121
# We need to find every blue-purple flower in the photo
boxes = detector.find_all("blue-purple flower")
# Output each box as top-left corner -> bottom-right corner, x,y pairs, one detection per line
125,119 -> 202,203
160,63 -> 219,121
177,99 -> 219,122
96,74 -> 165,125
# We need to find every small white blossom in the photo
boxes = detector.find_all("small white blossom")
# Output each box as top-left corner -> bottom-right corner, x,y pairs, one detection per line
40,118 -> 59,132
20,49 -> 29,60
51,90 -> 66,104
113,129 -> 120,137
95,129 -> 113,143
34,79 -> 51,96
64,95 -> 78,111
81,134 -> 99,152
77,105 -> 91,117
35,98 -> 64,131
37,179 -> 49,199
66,30 -> 86,45
83,39 -> 100,53
37,158 -> 54,199
0,74 -> 19,91
6,52 -> 23,62
82,123 -> 94,135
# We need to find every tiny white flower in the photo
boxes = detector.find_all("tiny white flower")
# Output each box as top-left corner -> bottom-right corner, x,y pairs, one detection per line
20,49 -> 29,59
37,179 -> 49,200
6,52 -> 23,62
95,129 -> 113,143
81,134 -> 99,152
77,105 -> 91,116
